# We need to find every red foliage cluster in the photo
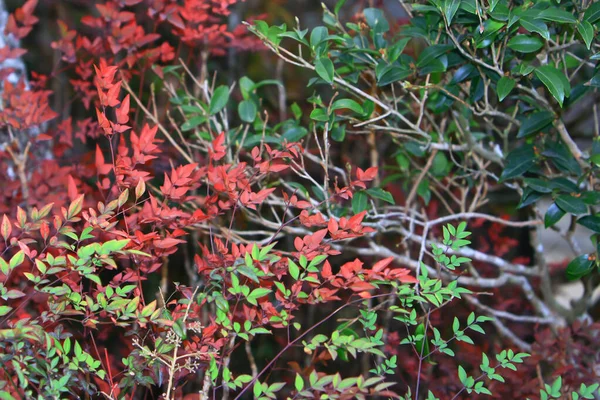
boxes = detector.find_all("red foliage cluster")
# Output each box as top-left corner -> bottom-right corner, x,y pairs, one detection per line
0,1 -> 597,399
0,1 -> 421,395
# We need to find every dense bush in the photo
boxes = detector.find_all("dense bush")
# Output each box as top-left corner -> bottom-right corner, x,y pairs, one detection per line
0,0 -> 599,399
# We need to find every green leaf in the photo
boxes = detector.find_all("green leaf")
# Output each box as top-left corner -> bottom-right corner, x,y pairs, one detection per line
0,258 -> 8,275
282,126 -> 308,142
523,178 -> 552,193
537,8 -> 577,24
535,66 -> 569,107
377,66 -> 412,86
452,64 -> 477,84
387,37 -> 411,63
577,215 -> 600,232
517,111 -> 554,138
0,305 -> 12,317
577,21 -> 594,50
239,76 -> 255,100
100,239 -> 130,254
238,100 -> 257,123
584,2 -> 600,24
331,124 -> 346,142
442,0 -> 461,24
249,288 -> 271,300
310,108 -> 329,122
497,76 -> 515,102
556,195 -> 587,215
364,8 -> 389,32
288,259 -> 300,280
566,254 -> 594,280
431,152 -> 449,176
352,191 -> 368,213
334,0 -> 347,16
458,365 -> 467,384
238,265 -> 260,283
9,251 -> 24,269
172,318 -> 187,339
507,35 -> 544,53
544,203 -> 565,228
209,86 -> 230,115
416,44 -> 454,67
519,18 -> 550,40
331,99 -> 363,114
310,26 -> 328,49
295,374 -> 304,391
500,145 -> 536,181
315,57 -> 334,83
366,187 -> 395,204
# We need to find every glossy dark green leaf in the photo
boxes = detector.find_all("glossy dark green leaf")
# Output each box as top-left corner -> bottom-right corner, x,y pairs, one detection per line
443,0 -> 461,24
387,37 -> 411,63
352,191 -> 368,213
460,0 -> 477,14
377,66 -> 412,86
537,8 -> 577,24
173,318 -> 187,339
209,85 -> 230,115
519,18 -> 550,40
420,57 -> 447,75
535,66 -> 568,107
500,144 -> 536,181
542,141 -> 582,175
366,187 -> 395,204
545,202 -> 565,228
507,35 -> 544,53
566,254 -> 594,281
523,178 -> 552,193
584,2 -> 600,23
416,44 -> 454,67
331,99 -> 363,114
577,21 -> 593,50
452,64 -> 477,83
518,189 -> 543,209
331,124 -> 346,142
281,127 -> 308,142
577,215 -> 600,233
556,195 -> 587,215
549,177 -> 578,192
517,111 -> 553,138
581,191 -> 600,206
310,108 -> 329,122
497,76 -> 515,102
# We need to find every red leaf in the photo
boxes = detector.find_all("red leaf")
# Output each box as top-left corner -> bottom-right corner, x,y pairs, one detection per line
322,260 -> 333,279
210,132 -> 226,161
356,166 -> 378,181
116,94 -> 130,124
350,281 -> 376,292
96,108 -> 111,135
372,257 -> 393,272
67,175 -> 79,201
154,237 -> 186,249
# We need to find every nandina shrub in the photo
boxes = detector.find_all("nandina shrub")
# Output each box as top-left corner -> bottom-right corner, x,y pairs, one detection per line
1,0 -> 600,399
